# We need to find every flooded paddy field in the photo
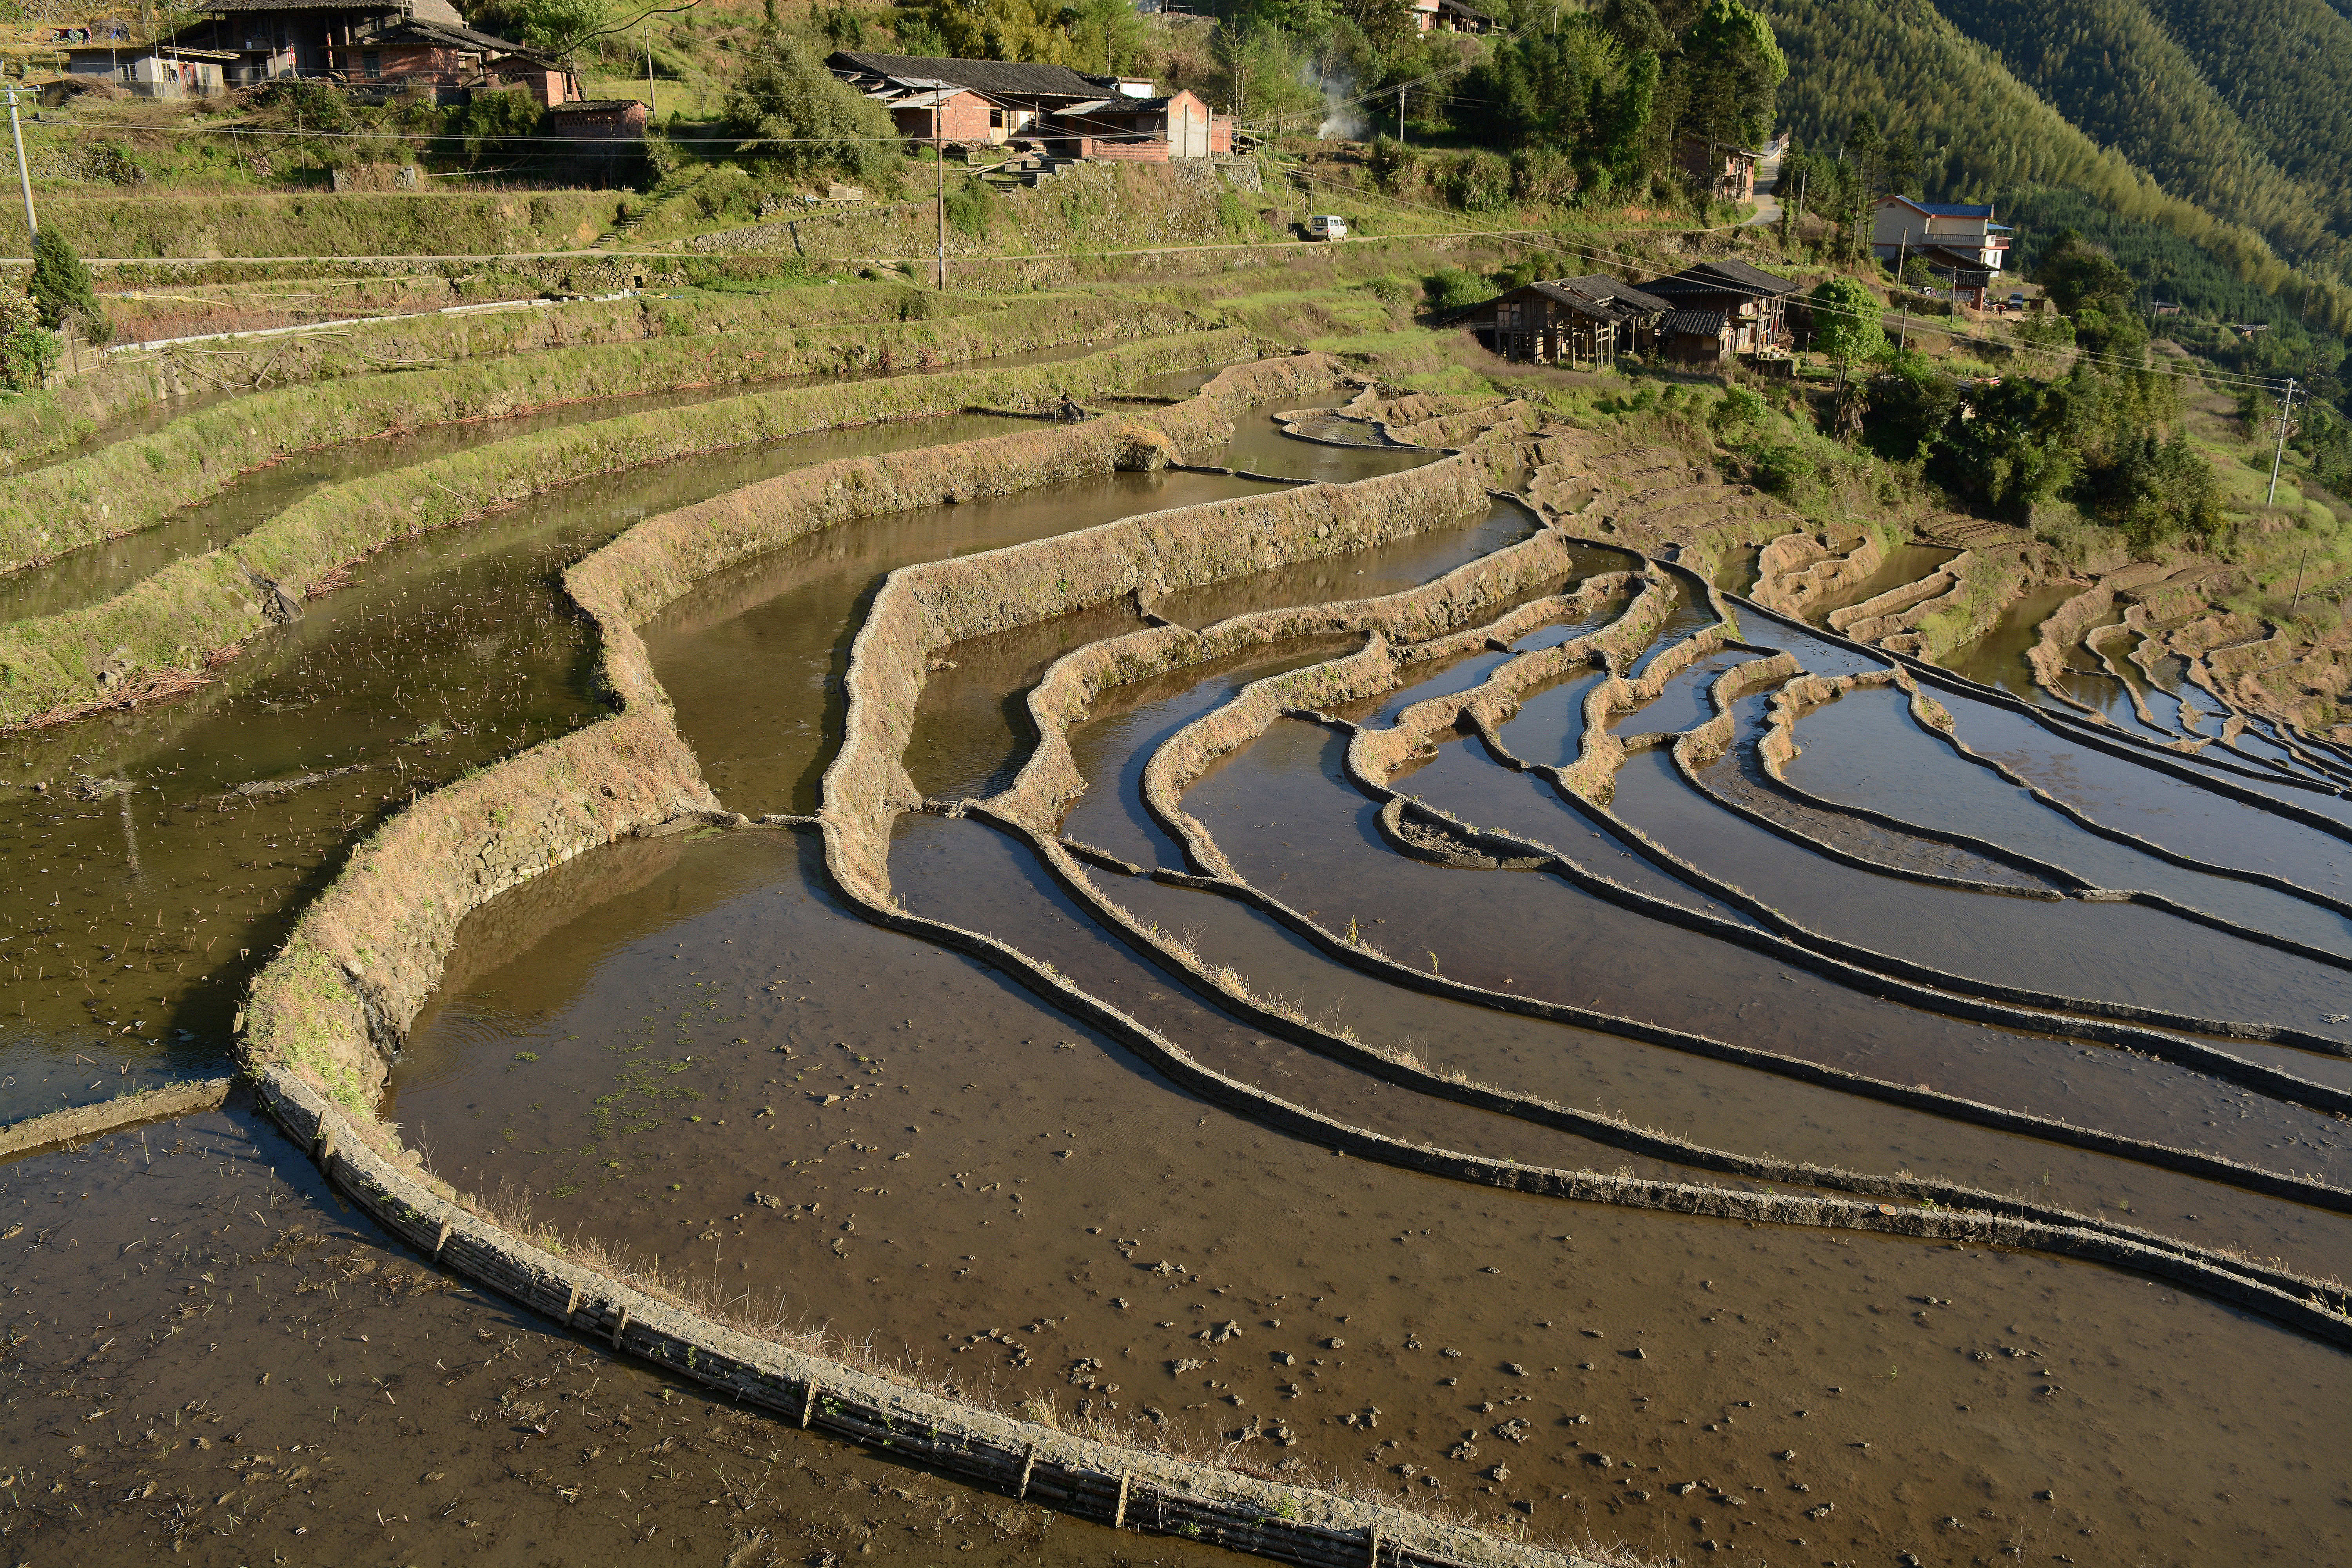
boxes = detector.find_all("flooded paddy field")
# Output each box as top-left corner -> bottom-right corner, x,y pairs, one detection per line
7,351 -> 2352,1568
0,410 -> 1036,1123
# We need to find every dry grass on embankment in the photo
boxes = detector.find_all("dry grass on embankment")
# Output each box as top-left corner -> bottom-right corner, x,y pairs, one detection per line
0,329 -> 1253,732
0,188 -> 625,261
0,294 -> 1209,569
0,274 -> 1005,467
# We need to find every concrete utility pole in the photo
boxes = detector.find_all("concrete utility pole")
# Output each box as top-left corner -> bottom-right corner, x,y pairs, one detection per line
1397,86 -> 1405,146
645,22 -> 656,119
935,135 -> 946,291
1894,236 -> 1907,351
2268,378 -> 2298,507
5,84 -> 33,243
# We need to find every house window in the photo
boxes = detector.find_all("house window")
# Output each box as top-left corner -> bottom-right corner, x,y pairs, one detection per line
990,107 -> 1005,129
362,51 -> 380,78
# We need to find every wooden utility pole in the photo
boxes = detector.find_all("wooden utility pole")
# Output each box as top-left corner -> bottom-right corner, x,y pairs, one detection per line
2290,545 -> 2310,616
2268,378 -> 2298,507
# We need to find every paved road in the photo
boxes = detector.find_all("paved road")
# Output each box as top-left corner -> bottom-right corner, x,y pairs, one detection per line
1746,134 -> 1790,227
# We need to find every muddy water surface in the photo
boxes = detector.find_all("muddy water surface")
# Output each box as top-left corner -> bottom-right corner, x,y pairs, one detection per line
0,412 -> 1033,1122
397,828 -> 2352,1568
650,469 -> 1286,818
24,376 -> 2352,1568
1801,544 -> 1958,625
0,1098 -> 1221,1568
1936,583 -> 2080,699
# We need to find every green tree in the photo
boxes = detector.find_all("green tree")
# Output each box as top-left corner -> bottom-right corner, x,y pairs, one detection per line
1340,0 -> 1419,62
2036,229 -> 2136,316
506,0 -> 611,60
2095,429 -> 2223,547
454,89 -> 549,165
1069,0 -> 1149,75
1808,276 -> 1884,389
900,0 -> 1078,63
1681,0 -> 1786,147
1212,20 -> 1326,129
725,30 -> 901,183
28,230 -> 109,344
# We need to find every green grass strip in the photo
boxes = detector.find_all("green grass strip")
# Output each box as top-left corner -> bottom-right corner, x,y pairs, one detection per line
0,293 -> 1202,571
0,328 -> 1252,729
0,276 -> 1010,467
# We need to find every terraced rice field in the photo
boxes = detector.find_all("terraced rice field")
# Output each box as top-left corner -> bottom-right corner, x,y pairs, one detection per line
2,289 -> 2347,1568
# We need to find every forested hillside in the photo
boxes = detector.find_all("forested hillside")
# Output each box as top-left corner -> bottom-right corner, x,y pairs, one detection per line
1763,0 -> 2352,334
1942,0 -> 2342,263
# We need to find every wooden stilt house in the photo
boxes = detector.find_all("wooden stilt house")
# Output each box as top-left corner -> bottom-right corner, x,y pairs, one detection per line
1451,275 -> 1675,367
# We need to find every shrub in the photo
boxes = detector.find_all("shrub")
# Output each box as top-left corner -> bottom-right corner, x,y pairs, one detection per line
1422,266 -> 1491,316
0,294 -> 56,393
28,230 -> 109,343
1443,151 -> 1513,213
725,29 -> 900,185
456,89 -> 549,165
1711,385 -> 1766,434
944,174 -> 997,240
1751,441 -> 1817,497
1367,136 -> 1418,195
1510,146 -> 1578,208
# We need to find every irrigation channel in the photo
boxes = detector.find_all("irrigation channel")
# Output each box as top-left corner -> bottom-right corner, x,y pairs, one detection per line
2,346 -> 2348,1568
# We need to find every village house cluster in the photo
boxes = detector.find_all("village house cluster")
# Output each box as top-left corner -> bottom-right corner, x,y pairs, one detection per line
53,5 -> 1248,169
829,51 -> 1233,165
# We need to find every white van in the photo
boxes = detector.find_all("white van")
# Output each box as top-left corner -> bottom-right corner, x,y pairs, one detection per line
1306,214 -> 1349,241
